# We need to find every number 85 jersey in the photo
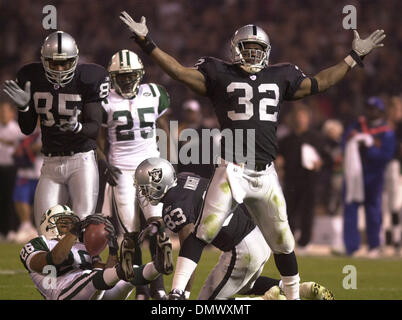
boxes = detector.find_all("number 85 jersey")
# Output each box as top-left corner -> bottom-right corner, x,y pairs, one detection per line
102,84 -> 170,170
195,57 -> 307,164
16,62 -> 109,154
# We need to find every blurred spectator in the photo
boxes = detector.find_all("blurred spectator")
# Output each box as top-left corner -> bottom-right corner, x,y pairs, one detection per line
320,119 -> 344,216
383,96 -> 402,254
12,123 -> 42,244
342,97 -> 396,257
0,101 -> 24,240
277,104 -> 329,253
320,119 -> 345,253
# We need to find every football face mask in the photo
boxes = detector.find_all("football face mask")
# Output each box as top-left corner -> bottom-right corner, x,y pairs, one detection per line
108,49 -> 145,99
231,24 -> 271,74
114,71 -> 143,98
40,205 -> 79,240
41,31 -> 79,87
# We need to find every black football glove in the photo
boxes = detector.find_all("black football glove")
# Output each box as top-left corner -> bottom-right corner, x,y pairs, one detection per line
83,213 -> 118,255
99,159 -> 122,187
69,216 -> 84,237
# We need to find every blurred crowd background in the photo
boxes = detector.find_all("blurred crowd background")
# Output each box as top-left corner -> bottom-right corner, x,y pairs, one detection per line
0,0 -> 401,257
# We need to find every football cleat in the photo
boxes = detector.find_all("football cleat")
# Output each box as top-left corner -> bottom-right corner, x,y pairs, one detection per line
262,286 -> 287,300
300,282 -> 335,300
154,231 -> 174,275
119,235 -> 136,281
167,288 -> 185,300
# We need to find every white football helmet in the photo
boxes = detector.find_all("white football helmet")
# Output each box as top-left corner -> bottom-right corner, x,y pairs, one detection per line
108,49 -> 145,99
39,204 -> 79,240
41,31 -> 79,87
134,158 -> 177,205
231,24 -> 271,73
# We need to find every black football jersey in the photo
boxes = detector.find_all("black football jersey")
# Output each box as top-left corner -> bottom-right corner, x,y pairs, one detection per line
196,57 -> 307,164
16,62 -> 109,154
161,172 -> 256,252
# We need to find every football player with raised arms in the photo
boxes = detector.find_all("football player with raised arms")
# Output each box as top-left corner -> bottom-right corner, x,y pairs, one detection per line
3,31 -> 109,227
119,11 -> 386,299
19,205 -> 171,300
97,49 -> 171,299
135,157 -> 334,300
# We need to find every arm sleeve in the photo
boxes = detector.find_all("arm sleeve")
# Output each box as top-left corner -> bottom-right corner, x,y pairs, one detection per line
82,65 -> 110,103
20,237 -> 49,273
193,57 -> 217,98
283,64 -> 308,101
155,84 -> 170,116
79,101 -> 103,140
16,67 -> 38,135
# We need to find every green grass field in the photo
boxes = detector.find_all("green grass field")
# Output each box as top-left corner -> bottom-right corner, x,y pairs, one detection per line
1,242 -> 402,300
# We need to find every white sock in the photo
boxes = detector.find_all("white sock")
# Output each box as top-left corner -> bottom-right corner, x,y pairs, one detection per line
102,280 -> 134,300
171,257 -> 198,291
281,274 -> 300,300
103,267 -> 120,286
143,262 -> 159,281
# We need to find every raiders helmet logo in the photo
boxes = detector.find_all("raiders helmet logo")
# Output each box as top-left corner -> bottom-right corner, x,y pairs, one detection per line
148,168 -> 163,183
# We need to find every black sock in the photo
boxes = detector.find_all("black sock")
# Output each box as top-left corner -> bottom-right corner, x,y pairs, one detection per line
179,232 -> 207,263
244,276 -> 280,295
273,251 -> 298,276
92,270 -> 114,290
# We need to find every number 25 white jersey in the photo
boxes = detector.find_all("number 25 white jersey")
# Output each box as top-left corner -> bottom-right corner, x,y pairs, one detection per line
102,83 -> 170,170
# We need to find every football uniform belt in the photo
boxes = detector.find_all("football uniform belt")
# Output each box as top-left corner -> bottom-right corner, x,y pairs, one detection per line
43,147 -> 94,157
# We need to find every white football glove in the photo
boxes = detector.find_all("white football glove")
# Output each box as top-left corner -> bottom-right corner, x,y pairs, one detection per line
3,80 -> 31,111
56,107 -> 82,133
352,29 -> 386,57
119,11 -> 148,38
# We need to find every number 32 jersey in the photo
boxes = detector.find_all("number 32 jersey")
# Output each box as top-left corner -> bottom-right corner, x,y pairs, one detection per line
102,84 -> 170,170
196,57 -> 307,164
16,62 -> 109,154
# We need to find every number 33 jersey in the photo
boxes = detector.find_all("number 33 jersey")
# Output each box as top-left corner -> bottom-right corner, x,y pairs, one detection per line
161,172 -> 255,252
102,85 -> 170,170
195,57 -> 307,164
16,62 -> 109,154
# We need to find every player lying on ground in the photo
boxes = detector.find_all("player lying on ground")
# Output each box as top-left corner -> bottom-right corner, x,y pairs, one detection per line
135,158 -> 334,300
19,204 -> 173,300
97,49 -> 171,299
120,11 -> 385,300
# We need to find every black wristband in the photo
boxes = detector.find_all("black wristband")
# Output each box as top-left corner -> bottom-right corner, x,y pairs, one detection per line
309,77 -> 319,95
349,50 -> 364,68
46,251 -> 55,266
134,35 -> 157,55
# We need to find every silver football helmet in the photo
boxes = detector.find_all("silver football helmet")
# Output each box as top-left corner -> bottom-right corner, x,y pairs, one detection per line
231,24 -> 271,73
41,31 -> 79,87
39,204 -> 79,240
134,158 -> 177,205
108,49 -> 145,99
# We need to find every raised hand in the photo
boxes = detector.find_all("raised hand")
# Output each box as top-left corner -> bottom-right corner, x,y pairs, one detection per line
3,80 -> 31,110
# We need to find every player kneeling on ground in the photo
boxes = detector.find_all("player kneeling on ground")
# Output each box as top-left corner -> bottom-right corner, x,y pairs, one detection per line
135,158 -> 333,300
19,204 -> 173,300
